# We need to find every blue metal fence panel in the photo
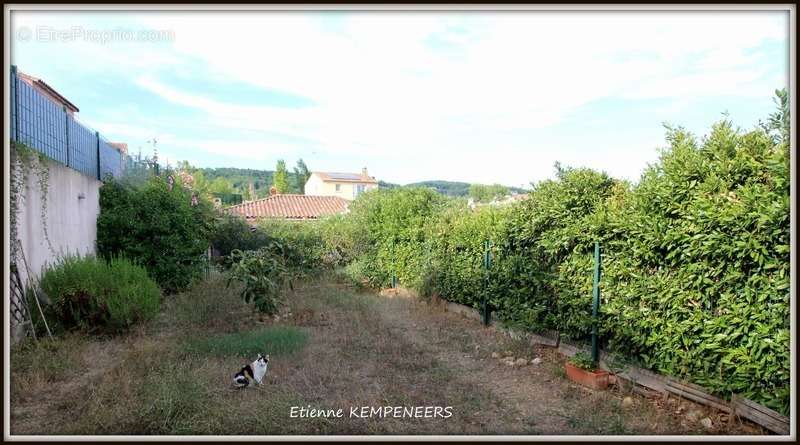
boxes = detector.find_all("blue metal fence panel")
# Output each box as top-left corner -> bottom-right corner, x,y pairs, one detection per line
99,138 -> 123,179
68,119 -> 99,178
10,67 -> 124,180
11,69 -> 17,141
16,79 -> 69,165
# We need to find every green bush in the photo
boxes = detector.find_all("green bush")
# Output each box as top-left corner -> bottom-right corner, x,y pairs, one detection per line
339,187 -> 447,288
226,246 -> 293,314
314,92 -> 790,413
209,214 -> 273,268
258,219 -> 325,274
594,121 -> 790,413
35,255 -> 160,334
97,176 -> 214,293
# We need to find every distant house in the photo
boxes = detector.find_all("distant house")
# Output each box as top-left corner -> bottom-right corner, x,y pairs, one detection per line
225,193 -> 349,222
468,193 -> 529,209
108,142 -> 129,156
17,70 -> 80,116
305,168 -> 379,201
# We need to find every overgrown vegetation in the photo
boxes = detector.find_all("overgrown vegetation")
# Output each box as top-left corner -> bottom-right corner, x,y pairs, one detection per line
33,255 -> 160,335
226,247 -> 294,315
97,176 -> 214,293
261,90 -> 790,414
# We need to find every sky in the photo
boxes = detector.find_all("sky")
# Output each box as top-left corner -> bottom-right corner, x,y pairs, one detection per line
10,10 -> 789,188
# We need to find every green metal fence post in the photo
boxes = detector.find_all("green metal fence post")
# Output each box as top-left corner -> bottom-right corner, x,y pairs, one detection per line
591,241 -> 602,364
391,240 -> 397,289
482,239 -> 492,326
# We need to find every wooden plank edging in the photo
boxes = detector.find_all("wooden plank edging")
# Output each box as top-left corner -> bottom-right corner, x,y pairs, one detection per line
437,297 -> 789,434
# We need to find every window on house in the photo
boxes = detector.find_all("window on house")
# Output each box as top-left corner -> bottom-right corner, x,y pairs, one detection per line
335,184 -> 341,192
356,184 -> 365,196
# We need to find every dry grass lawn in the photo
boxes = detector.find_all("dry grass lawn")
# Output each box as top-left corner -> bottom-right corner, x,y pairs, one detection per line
10,272 -> 768,436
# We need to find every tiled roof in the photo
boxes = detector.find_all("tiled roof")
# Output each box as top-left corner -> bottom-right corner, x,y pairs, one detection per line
314,172 -> 378,184
18,71 -> 80,113
225,194 -> 349,220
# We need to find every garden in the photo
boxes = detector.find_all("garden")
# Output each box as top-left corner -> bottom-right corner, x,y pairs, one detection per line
9,90 -> 790,435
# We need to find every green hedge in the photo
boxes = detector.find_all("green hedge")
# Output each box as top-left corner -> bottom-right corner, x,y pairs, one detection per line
266,101 -> 790,414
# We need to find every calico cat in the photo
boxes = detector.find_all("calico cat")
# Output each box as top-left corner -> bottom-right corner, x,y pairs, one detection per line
232,354 -> 270,388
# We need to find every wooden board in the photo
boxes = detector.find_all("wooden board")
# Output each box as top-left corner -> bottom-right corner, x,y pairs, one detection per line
557,340 -> 588,358
529,332 -> 559,347
445,301 -> 482,322
606,363 -> 672,395
439,297 -> 789,435
665,380 -> 732,413
731,394 -> 790,435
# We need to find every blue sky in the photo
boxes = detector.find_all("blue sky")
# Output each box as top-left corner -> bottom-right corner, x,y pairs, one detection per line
11,11 -> 789,188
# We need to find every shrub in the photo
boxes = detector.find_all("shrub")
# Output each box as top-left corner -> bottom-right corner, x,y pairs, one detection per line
97,176 -> 214,293
317,214 -> 362,267
35,255 -> 160,334
209,214 -> 273,268
341,187 -> 448,288
258,219 -> 325,274
226,246 -> 293,314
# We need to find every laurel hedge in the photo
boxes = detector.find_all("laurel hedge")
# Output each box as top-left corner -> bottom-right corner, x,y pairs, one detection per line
301,102 -> 790,414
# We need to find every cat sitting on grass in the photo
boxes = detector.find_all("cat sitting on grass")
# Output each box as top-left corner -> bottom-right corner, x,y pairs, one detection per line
233,354 -> 270,389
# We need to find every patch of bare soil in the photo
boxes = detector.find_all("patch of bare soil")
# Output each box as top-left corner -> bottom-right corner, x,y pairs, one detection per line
370,294 -> 766,435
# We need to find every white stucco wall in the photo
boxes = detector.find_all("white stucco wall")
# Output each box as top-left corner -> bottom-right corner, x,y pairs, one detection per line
14,157 -> 101,287
304,173 -> 378,200
304,174 -> 324,196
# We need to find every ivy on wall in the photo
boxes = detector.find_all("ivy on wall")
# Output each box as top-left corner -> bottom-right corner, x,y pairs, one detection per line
10,142 -> 54,264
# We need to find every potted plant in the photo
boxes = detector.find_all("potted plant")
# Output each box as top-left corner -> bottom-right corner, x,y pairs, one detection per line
565,352 -> 610,390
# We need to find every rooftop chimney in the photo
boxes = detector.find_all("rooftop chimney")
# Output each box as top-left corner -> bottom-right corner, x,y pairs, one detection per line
362,167 -> 369,177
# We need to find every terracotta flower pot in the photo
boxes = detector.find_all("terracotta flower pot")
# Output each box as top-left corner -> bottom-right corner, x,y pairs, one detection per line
565,361 -> 610,390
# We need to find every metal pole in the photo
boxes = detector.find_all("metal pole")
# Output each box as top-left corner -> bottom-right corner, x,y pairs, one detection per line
391,240 -> 397,289
64,106 -> 70,167
482,239 -> 492,326
12,65 -> 20,142
591,241 -> 602,364
95,131 -> 101,180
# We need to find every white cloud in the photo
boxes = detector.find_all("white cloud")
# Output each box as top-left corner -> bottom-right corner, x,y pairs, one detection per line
11,10 -> 789,185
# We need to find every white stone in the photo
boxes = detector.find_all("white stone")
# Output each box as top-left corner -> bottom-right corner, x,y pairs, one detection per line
685,410 -> 702,422
700,418 -> 713,429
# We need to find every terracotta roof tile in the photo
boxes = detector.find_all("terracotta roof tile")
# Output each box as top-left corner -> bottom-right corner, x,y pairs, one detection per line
225,194 -> 349,220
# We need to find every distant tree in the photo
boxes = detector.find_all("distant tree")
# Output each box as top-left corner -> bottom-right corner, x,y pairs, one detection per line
208,177 -> 235,195
273,159 -> 289,193
293,159 -> 311,194
468,183 -> 509,202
